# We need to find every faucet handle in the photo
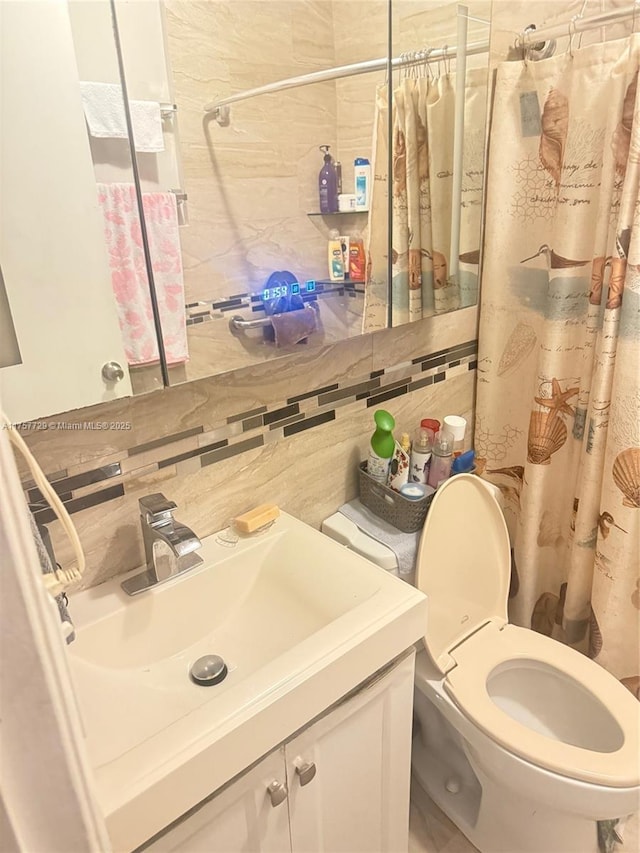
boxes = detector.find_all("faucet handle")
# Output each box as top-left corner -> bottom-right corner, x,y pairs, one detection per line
139,493 -> 177,520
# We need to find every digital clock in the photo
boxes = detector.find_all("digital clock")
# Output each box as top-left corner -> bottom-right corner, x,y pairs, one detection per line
262,281 -> 300,301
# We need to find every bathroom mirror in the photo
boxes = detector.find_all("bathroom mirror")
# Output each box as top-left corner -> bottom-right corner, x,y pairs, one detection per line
121,0 -> 491,387
117,0 -> 390,386
1,0 -> 492,422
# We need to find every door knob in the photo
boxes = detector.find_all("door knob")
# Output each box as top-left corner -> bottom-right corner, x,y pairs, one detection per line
102,361 -> 125,382
267,779 -> 288,807
294,759 -> 317,786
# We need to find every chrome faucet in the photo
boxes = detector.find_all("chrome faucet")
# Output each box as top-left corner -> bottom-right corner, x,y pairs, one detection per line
121,493 -> 203,596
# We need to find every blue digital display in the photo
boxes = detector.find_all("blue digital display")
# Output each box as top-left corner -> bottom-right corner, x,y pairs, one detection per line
305,280 -> 316,292
263,281 -> 300,301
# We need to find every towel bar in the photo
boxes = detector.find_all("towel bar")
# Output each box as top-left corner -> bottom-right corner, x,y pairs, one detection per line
229,315 -> 272,331
230,302 -> 318,333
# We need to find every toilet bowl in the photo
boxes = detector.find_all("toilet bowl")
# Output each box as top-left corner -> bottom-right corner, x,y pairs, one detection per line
411,474 -> 640,853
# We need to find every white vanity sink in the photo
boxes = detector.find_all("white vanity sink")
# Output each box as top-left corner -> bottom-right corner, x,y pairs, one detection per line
68,511 -> 426,851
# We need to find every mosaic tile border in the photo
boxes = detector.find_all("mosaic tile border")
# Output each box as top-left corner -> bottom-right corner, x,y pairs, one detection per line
25,339 -> 478,524
186,281 -> 365,326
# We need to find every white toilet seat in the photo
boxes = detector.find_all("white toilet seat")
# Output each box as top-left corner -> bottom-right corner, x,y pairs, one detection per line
444,621 -> 640,789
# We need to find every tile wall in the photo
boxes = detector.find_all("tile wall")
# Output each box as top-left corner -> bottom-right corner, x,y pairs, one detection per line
18,306 -> 478,590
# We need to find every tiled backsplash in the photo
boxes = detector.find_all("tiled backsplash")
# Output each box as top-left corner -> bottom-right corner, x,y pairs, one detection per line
18,307 -> 478,590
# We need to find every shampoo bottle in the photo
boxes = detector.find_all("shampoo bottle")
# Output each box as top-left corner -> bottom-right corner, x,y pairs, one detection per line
367,409 -> 395,483
340,235 -> 350,279
328,229 -> 345,281
354,157 -> 371,210
319,145 -> 338,214
349,235 -> 366,282
427,433 -> 453,489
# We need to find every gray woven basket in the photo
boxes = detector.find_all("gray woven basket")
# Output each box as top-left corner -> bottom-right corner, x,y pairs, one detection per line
358,462 -> 434,533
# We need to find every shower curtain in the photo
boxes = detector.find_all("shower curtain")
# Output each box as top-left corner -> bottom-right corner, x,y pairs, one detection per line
363,67 -> 488,331
476,36 -> 640,695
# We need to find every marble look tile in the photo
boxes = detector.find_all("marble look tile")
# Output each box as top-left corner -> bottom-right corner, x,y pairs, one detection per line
19,331 -> 374,476
372,305 -> 478,371
43,365 -> 473,588
332,0 -> 389,64
129,363 -> 166,395
291,1 -> 335,64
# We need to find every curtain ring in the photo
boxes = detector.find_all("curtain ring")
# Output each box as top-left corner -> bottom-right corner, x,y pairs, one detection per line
423,47 -> 433,80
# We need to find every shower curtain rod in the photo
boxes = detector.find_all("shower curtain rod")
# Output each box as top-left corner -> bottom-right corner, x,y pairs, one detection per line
204,2 -> 639,117
520,1 -> 639,45
203,40 -> 489,115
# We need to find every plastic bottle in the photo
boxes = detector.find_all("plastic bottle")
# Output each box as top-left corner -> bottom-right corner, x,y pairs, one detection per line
367,409 -> 395,483
388,432 -> 411,492
335,161 -> 342,195
410,427 -> 432,484
442,415 -> 467,455
427,433 -> 453,489
349,235 -> 366,282
319,145 -> 338,214
339,235 -> 350,279
354,157 -> 371,210
451,449 -> 476,475
420,418 -> 440,444
328,229 -> 345,281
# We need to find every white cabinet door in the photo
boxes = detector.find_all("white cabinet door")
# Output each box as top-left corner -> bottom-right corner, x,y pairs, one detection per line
1,1 -> 133,422
141,747 -> 291,853
285,650 -> 415,853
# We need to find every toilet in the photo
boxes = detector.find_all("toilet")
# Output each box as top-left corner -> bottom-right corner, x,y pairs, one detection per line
412,474 -> 640,853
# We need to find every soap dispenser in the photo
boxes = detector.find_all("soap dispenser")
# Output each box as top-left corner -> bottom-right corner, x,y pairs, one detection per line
319,145 -> 338,214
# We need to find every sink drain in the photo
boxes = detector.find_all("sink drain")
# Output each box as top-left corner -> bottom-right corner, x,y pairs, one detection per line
190,654 -> 228,686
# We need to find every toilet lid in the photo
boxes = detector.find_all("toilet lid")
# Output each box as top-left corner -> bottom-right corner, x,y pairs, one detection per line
415,474 -> 511,674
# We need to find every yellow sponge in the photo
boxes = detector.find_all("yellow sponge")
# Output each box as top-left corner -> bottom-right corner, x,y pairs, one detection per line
233,503 -> 280,533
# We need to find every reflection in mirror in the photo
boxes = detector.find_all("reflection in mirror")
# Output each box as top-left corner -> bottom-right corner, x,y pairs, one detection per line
380,1 -> 490,329
69,0 -> 175,395
122,0 -> 390,384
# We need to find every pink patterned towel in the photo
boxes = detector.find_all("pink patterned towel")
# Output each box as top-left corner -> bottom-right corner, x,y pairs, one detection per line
97,183 -> 188,366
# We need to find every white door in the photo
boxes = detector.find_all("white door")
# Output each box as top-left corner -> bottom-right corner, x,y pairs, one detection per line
141,747 -> 291,853
285,650 -> 415,853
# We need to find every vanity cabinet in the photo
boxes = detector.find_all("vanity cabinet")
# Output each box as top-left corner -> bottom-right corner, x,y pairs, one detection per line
139,651 -> 415,853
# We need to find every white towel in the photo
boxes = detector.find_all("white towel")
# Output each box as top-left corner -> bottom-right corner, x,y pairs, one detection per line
79,82 -> 164,153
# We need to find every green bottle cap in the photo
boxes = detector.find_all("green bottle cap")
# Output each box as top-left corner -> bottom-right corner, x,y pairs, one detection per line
371,409 -> 396,459
374,409 -> 395,432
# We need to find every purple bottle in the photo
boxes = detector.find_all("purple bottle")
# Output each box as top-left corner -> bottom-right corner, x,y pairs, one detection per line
319,145 -> 338,213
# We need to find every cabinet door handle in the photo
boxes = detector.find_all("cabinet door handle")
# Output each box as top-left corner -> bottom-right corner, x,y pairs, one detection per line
267,780 -> 288,807
294,760 -> 317,786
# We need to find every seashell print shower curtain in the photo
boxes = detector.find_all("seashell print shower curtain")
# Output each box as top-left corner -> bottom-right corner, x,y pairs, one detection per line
363,67 -> 488,331
476,36 -> 640,696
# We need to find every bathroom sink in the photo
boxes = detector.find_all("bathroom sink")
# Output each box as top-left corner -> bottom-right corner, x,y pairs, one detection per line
67,511 -> 426,851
